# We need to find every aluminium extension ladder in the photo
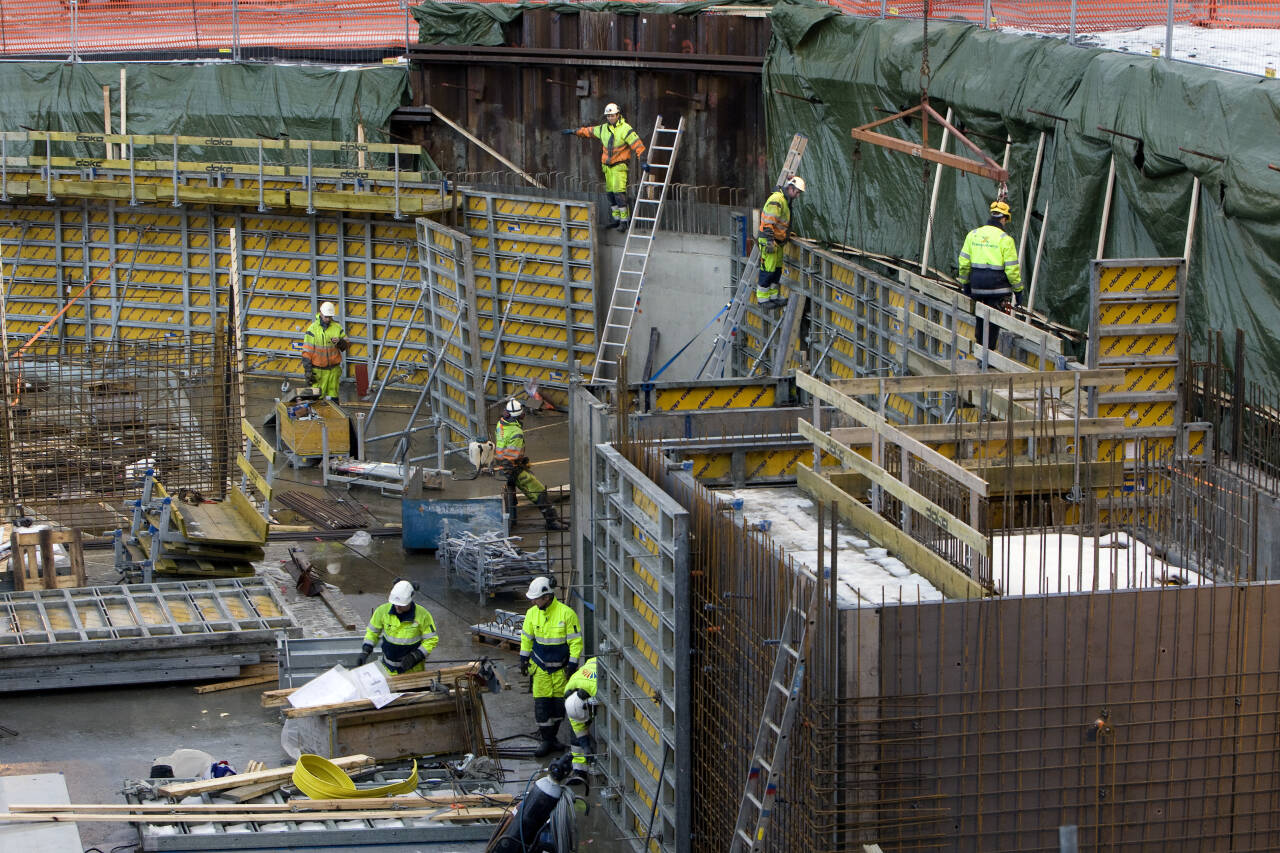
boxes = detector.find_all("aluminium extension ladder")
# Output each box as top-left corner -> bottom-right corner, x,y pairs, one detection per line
590,115 -> 685,383
730,572 -> 823,852
699,133 -> 808,379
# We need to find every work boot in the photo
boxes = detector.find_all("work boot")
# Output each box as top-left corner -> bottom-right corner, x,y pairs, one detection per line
534,739 -> 565,758
536,493 -> 569,531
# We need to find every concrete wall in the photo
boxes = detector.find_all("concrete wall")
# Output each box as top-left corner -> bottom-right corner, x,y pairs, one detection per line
596,229 -> 735,383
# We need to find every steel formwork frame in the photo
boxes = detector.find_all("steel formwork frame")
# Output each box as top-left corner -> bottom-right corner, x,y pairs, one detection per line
589,444 -> 690,853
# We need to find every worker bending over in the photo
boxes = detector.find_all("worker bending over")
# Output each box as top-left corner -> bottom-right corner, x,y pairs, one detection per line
357,580 -> 439,674
957,200 -> 1023,350
301,301 -> 348,400
563,656 -> 599,775
756,176 -> 806,310
563,102 -> 649,230
494,398 -> 569,531
520,576 -> 583,757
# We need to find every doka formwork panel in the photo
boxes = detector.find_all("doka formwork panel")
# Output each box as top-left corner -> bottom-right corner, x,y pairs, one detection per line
589,444 -> 689,853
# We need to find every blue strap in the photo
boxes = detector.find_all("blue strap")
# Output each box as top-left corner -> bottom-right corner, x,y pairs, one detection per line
649,302 -> 732,382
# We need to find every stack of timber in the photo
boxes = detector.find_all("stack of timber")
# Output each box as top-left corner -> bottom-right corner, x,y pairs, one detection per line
0,578 -> 296,692
121,472 -> 268,578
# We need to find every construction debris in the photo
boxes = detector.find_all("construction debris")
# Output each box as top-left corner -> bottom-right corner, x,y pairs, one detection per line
440,530 -> 550,601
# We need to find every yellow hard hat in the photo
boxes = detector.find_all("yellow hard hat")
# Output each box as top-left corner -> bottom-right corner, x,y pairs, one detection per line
990,200 -> 1011,218
785,175 -> 806,193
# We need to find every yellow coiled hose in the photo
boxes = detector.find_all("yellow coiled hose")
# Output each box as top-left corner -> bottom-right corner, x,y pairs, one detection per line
291,754 -> 419,799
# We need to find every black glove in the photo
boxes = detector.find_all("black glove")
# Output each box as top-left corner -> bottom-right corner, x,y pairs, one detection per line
305,367 -> 316,385
560,128 -> 575,135
394,648 -> 425,673
765,238 -> 778,254
564,661 -> 579,679
519,657 -> 531,677
1011,290 -> 1022,307
355,643 -> 372,667
959,282 -> 971,297
641,160 -> 651,173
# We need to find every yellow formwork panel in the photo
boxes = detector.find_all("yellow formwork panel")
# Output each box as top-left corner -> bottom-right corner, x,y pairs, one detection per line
651,383 -> 776,411
1098,401 -> 1175,429
1097,332 -> 1177,362
1099,263 -> 1178,294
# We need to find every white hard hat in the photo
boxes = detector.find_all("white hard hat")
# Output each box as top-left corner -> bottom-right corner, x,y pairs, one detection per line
526,576 -> 554,600
565,689 -> 592,724
319,301 -> 337,318
505,398 -> 526,418
603,103 -> 620,117
785,176 -> 806,193
389,580 -> 414,607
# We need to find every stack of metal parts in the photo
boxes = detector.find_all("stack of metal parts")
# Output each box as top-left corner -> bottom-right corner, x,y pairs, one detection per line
274,490 -> 369,530
0,578 -> 296,692
469,609 -> 524,649
439,530 -> 549,601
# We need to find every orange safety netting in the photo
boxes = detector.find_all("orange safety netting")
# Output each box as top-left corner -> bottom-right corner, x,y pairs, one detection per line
0,1 -> 1273,57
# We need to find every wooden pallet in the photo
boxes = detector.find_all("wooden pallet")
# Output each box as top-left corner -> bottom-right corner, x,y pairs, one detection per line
11,528 -> 86,590
470,632 -> 519,652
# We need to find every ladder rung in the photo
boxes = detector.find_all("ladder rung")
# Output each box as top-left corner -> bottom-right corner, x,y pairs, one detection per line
781,642 -> 800,658
736,829 -> 756,845
766,720 -> 782,735
755,757 -> 772,774
605,323 -> 631,330
745,791 -> 762,808
597,358 -> 616,366
772,681 -> 790,696
651,144 -> 675,151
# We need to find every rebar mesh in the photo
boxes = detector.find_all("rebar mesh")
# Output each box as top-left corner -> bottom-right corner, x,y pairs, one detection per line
0,333 -> 241,534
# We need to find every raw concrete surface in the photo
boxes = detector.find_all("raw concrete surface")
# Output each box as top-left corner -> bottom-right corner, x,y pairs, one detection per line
0,379 -> 625,852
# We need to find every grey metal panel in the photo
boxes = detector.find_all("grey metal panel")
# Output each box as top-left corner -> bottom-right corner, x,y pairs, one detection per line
590,444 -> 689,853
277,634 -> 365,688
416,217 -> 487,456
569,382 -> 612,648
0,773 -> 82,853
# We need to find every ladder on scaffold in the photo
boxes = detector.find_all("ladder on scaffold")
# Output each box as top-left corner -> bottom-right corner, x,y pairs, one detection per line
730,571 -> 823,852
590,115 -> 685,384
699,133 -> 808,379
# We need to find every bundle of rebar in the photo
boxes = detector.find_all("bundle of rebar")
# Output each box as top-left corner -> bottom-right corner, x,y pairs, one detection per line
439,531 -> 548,599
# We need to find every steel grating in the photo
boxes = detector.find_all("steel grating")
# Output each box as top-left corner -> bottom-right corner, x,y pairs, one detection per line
416,217 -> 487,455
462,191 -> 598,401
589,444 -> 690,853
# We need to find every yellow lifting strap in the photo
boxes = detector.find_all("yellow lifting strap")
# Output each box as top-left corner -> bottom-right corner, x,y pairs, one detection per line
292,754 -> 419,799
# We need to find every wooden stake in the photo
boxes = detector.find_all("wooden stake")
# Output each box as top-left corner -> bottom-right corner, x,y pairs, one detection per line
102,85 -> 112,159
357,123 -> 366,170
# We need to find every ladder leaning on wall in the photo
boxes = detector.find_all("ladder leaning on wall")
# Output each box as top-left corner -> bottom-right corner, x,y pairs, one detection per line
699,133 -> 808,379
590,115 -> 685,384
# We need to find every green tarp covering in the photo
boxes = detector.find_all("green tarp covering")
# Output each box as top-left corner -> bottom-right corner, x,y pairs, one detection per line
411,0 -> 769,47
0,62 -> 418,169
764,0 -> 1280,383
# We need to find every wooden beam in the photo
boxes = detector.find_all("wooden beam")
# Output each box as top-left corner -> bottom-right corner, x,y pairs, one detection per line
850,128 -> 1008,181
9,795 -> 516,813
429,108 -> 544,189
798,372 -> 987,495
968,460 -> 1123,493
242,418 -> 278,466
797,464 -> 988,599
282,687 -> 456,719
831,416 -> 1125,445
156,755 -> 374,799
0,807 -> 511,824
798,419 -> 989,554
829,368 -> 1126,397
261,663 -> 481,708
193,671 -> 277,694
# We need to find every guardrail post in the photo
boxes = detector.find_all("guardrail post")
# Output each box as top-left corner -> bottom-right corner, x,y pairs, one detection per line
257,140 -> 267,212
171,135 -> 181,207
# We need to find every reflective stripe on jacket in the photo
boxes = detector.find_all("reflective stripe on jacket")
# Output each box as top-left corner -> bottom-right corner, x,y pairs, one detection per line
957,224 -> 1022,298
758,190 -> 791,242
520,598 -> 583,671
363,602 -> 439,663
302,316 -> 346,368
576,119 -> 645,166
564,656 -> 598,700
494,416 -> 525,464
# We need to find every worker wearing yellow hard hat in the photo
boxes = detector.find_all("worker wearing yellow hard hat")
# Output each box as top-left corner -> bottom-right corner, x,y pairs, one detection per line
957,200 -> 1022,349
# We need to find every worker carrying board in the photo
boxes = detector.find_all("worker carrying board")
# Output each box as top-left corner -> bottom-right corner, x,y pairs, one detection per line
357,580 -> 439,674
300,301 -> 348,400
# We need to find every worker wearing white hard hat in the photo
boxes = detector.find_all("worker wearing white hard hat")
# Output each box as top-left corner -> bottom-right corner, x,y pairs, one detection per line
562,101 -> 650,230
494,398 -> 569,531
300,300 -> 348,400
563,656 -> 599,771
756,175 -> 807,310
356,580 -> 438,674
519,576 -> 583,757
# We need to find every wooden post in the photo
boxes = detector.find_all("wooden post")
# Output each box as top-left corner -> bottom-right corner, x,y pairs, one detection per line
102,85 -> 112,159
119,68 -> 127,158
356,123 -> 367,170
1232,328 -> 1245,457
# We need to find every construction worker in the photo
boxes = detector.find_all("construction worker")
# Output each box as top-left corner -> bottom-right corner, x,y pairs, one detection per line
520,576 -> 583,757
562,103 -> 649,230
957,200 -> 1023,350
757,176 -> 806,310
494,398 -> 569,531
301,301 -> 348,400
356,580 -> 439,675
563,656 -> 599,773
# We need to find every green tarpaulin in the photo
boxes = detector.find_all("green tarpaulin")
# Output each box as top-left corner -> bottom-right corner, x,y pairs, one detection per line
411,0 -> 770,47
764,0 -> 1280,383
0,62 -> 419,169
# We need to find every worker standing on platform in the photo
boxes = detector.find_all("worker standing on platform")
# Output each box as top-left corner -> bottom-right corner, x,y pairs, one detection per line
563,656 -> 599,774
563,103 -> 649,230
757,176 -> 806,310
301,301 -> 348,400
494,398 -> 569,531
356,580 -> 439,674
957,200 -> 1023,350
520,576 -> 583,757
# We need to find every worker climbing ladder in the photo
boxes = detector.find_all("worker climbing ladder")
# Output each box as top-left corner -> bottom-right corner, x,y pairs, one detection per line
730,571 -> 823,852
699,133 -> 808,379
590,115 -> 686,383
